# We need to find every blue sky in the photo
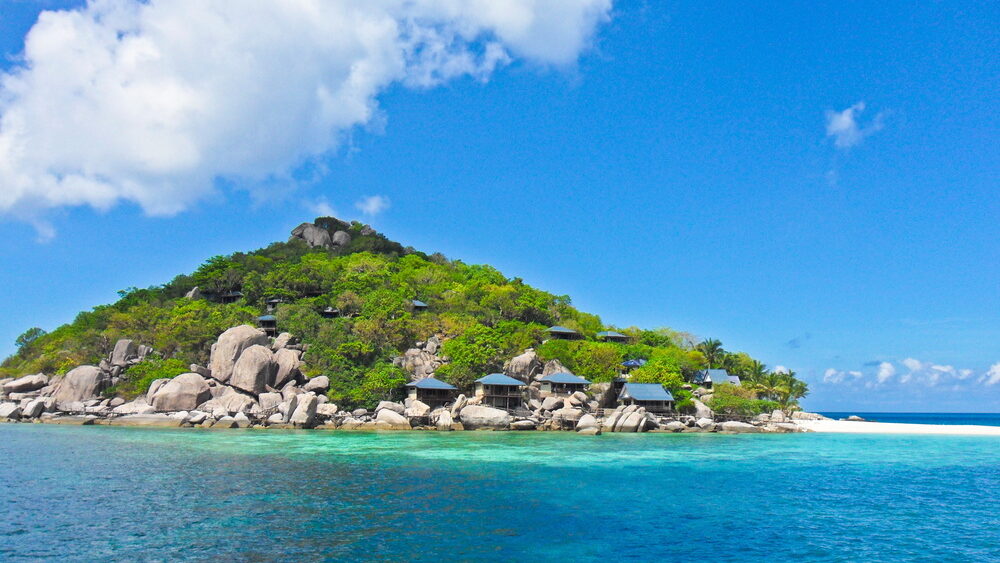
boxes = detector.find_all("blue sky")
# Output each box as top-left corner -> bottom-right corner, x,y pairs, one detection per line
0,1 -> 997,411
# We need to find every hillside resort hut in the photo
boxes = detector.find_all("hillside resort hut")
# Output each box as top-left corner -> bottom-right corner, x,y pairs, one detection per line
411,299 -> 429,312
405,377 -> 456,408
618,383 -> 674,412
264,297 -> 284,312
621,358 -> 647,373
545,326 -> 580,340
475,373 -> 526,410
597,331 -> 630,343
538,373 -> 591,396
320,306 -> 341,319
220,291 -> 243,304
304,289 -> 325,298
256,315 -> 278,337
693,369 -> 741,388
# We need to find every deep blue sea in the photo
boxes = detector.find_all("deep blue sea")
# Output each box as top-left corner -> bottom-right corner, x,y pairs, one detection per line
821,412 -> 1000,426
2,424 -> 999,562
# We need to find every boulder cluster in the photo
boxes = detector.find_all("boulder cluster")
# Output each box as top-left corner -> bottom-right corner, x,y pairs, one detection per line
289,222 -> 352,250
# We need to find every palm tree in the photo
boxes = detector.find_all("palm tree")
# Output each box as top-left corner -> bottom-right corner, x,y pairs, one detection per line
744,360 -> 768,388
757,371 -> 784,401
777,373 -> 809,411
696,338 -> 725,369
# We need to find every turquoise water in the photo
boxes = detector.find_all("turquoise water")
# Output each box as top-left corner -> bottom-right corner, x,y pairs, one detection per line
821,412 -> 1000,426
2,425 -> 999,562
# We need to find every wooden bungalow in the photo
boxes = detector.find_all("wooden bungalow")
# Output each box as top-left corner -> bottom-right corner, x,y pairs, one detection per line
693,369 -> 740,388
220,291 -> 244,304
264,297 -> 285,312
405,377 -> 456,408
618,383 -> 674,412
545,326 -> 580,340
411,299 -> 429,312
304,289 -> 325,298
538,372 -> 591,396
597,331 -> 630,343
257,315 -> 278,337
475,373 -> 526,410
320,306 -> 341,319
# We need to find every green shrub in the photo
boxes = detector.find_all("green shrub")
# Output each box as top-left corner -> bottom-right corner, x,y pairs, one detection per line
107,357 -> 189,399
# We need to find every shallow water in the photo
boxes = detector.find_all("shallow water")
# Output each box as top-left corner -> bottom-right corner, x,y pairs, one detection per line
2,425 -> 998,561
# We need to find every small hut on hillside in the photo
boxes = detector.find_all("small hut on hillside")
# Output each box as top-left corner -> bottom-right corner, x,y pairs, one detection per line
256,315 -> 278,337
411,299 -> 429,312
264,297 -> 285,312
474,373 -> 526,410
618,383 -> 674,412
538,373 -> 591,396
220,291 -> 244,304
694,369 -> 740,388
597,331 -> 630,343
320,306 -> 341,319
544,326 -> 580,340
405,377 -> 456,408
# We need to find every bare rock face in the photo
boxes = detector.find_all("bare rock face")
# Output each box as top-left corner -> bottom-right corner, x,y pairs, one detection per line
289,393 -> 318,427
184,286 -> 202,300
398,348 -> 446,380
271,332 -> 297,352
290,222 -> 332,248
375,408 -> 411,430
3,374 -> 49,394
209,325 -> 270,384
230,345 -> 276,396
150,373 -> 211,412
541,359 -> 569,378
692,399 -> 713,419
331,230 -> 351,247
52,366 -> 109,407
504,349 -> 542,383
110,339 -> 139,367
303,375 -> 329,394
273,348 -> 302,389
459,405 -> 512,430
146,378 -> 171,402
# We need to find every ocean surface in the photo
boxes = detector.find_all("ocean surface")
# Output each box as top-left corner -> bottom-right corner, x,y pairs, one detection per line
820,412 -> 1000,426
2,425 -> 998,562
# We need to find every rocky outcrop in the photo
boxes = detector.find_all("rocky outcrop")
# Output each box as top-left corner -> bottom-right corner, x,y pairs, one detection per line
273,348 -> 301,388
52,366 -> 108,406
209,325 -> 270,384
331,230 -> 351,247
229,345 -> 276,395
504,349 -> 542,383
692,399 -> 713,419
110,339 -> 139,367
150,373 -> 212,412
435,409 -> 454,431
375,408 -> 411,430
303,375 -> 329,394
459,405 -> 511,430
541,359 -> 569,378
289,393 -> 318,427
0,403 -> 21,420
405,400 -> 431,418
719,421 -> 762,433
395,344 -> 447,380
290,222 -> 333,248
3,374 -> 48,394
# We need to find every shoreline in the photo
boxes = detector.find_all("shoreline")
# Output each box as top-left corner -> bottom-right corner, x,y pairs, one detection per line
794,419 -> 1000,436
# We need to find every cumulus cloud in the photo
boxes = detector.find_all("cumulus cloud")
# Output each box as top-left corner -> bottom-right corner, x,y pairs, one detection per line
0,0 -> 611,229
825,101 -> 884,149
876,361 -> 895,384
981,363 -> 1000,386
306,198 -> 337,218
823,368 -> 862,384
355,194 -> 391,216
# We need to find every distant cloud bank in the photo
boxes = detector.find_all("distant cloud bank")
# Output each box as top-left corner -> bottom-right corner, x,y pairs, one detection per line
823,357 -> 991,389
0,0 -> 611,233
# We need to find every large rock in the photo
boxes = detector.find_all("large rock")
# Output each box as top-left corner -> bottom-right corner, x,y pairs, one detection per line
791,411 -> 827,421
615,411 -> 645,433
109,414 -> 183,428
229,345 -> 276,395
271,332 -> 296,351
541,397 -> 563,411
289,393 -> 318,427
52,366 -> 108,406
375,408 -> 411,430
3,374 -> 49,394
404,400 -> 431,418
435,409 -> 454,431
696,417 -> 714,429
720,421 -> 762,433
110,339 -> 138,367
552,407 -> 584,423
291,222 -> 333,248
258,392 -> 283,411
504,349 -> 542,383
576,413 -> 598,430
665,421 -> 687,432
0,403 -> 21,420
376,401 -> 405,415
541,359 -> 570,378
450,394 -> 467,417
112,399 -> 155,415
208,325 -> 270,384
316,403 -> 339,417
459,405 -> 512,430
331,230 -> 351,247
303,375 -> 329,394
424,335 -> 442,355
150,373 -> 211,412
272,348 -> 301,388
22,399 -> 46,418
692,399 -> 713,419
146,378 -> 171,402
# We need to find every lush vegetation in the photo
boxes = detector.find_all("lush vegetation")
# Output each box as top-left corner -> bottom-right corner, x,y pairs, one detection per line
1,217 -> 809,411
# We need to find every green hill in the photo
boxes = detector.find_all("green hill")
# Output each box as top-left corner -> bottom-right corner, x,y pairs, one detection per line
2,217 -> 806,413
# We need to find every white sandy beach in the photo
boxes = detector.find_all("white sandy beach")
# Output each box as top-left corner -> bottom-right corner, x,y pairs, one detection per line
796,419 -> 1000,436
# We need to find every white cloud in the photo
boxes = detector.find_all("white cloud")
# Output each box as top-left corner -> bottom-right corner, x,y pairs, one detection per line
773,365 -> 789,374
876,361 -> 895,384
981,363 -> 1000,386
825,101 -> 884,149
822,368 -> 862,384
0,0 -> 611,232
355,194 -> 391,216
901,357 -> 923,372
307,199 -> 337,218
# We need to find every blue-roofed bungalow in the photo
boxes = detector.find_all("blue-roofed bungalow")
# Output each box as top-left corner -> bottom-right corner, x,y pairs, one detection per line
320,306 -> 341,319
544,326 -> 580,340
411,299 -> 429,312
597,330 -> 630,343
538,373 -> 591,396
475,373 -> 526,410
256,314 -> 278,337
220,290 -> 244,304
405,377 -> 456,407
693,369 -> 740,388
618,383 -> 674,412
